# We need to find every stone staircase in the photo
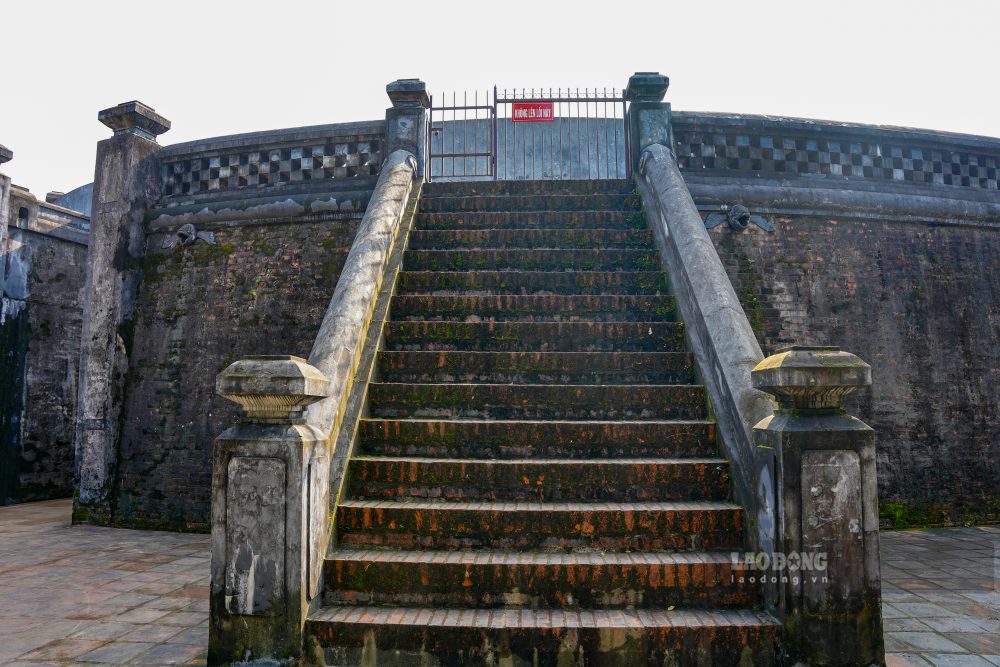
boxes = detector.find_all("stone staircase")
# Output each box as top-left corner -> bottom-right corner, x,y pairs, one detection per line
306,181 -> 779,665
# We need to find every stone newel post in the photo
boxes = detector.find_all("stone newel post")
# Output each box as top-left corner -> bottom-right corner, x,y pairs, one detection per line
625,71 -> 671,170
752,346 -> 884,666
74,101 -> 169,524
385,78 -> 429,178
209,356 -> 330,665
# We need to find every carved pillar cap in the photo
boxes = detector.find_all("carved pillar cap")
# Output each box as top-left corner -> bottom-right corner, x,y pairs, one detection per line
0,144 -> 12,165
98,100 -> 171,140
625,72 -> 670,102
752,346 -> 871,412
216,355 -> 330,424
387,79 -> 430,108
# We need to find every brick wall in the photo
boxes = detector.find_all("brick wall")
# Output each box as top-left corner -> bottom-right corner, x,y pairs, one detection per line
114,217 -> 360,530
709,216 -> 1000,524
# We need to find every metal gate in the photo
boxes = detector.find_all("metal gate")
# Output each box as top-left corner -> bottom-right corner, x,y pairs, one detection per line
427,87 -> 629,182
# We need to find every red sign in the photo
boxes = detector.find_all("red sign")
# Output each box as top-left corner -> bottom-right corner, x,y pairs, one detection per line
511,101 -> 554,122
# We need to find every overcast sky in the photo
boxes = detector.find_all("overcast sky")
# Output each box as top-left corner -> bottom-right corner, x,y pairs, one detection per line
3,0 -> 997,197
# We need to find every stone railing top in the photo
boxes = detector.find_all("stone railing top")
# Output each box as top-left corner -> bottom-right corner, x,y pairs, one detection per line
217,355 -> 330,424
672,110 -> 1000,154
752,346 -> 871,412
158,120 -> 385,160
387,79 -> 429,108
98,101 -> 171,140
0,144 -> 12,165
625,72 -> 670,102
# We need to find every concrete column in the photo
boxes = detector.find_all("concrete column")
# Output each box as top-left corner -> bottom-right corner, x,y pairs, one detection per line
752,346 -> 884,666
73,101 -> 169,524
0,145 -> 12,293
209,356 -> 330,665
625,71 -> 671,170
385,78 -> 429,178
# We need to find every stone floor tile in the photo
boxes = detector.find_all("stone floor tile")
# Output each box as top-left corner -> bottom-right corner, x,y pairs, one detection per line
166,625 -> 209,646
921,617 -> 995,633
885,618 -> 933,632
118,623 -> 184,643
886,655 -> 935,667
924,655 -> 997,667
69,622 -> 140,641
892,631 -> 970,653
950,635 -> 1000,655
17,639 -> 107,661
76,641 -> 157,664
110,607 -> 173,624
133,642 -> 206,665
894,602 -> 961,618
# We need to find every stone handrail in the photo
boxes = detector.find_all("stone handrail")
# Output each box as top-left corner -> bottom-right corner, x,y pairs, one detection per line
635,143 -> 775,552
304,148 -> 418,437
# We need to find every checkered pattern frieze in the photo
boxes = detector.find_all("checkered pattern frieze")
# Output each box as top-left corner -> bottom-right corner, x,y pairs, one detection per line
161,138 -> 383,196
673,129 -> 999,190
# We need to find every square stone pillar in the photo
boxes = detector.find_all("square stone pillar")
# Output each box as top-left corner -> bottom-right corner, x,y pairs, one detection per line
73,101 -> 169,525
209,356 -> 330,666
625,72 -> 671,171
385,78 -> 429,178
752,346 -> 884,666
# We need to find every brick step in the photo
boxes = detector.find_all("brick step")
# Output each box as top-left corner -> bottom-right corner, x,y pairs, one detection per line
307,606 -> 779,666
384,321 -> 685,352
390,294 -> 676,322
397,270 -> 670,296
422,179 -> 633,197
358,419 -> 716,459
405,248 -> 658,272
335,500 -> 743,551
347,457 -> 729,502
416,210 -> 640,230
418,193 -> 635,213
408,227 -> 654,249
324,549 -> 753,609
377,351 -> 694,385
367,383 -> 707,421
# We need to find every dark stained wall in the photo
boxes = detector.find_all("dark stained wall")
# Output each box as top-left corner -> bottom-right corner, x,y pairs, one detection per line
708,215 -> 999,524
1,193 -> 88,504
113,216 -> 360,530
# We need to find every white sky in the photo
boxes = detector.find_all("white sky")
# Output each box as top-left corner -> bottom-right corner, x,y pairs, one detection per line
3,0 -> 998,196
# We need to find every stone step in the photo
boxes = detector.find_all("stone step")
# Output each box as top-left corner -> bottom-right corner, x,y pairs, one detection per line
358,419 -> 717,459
404,248 -> 659,272
308,606 -> 779,666
418,193 -> 636,213
415,210 -> 641,229
390,294 -> 676,322
324,549 -> 754,610
396,270 -> 670,296
346,457 -> 729,502
366,383 -> 707,421
377,351 -> 694,385
335,500 -> 743,551
407,227 -> 654,249
422,179 -> 633,197
383,321 -> 685,352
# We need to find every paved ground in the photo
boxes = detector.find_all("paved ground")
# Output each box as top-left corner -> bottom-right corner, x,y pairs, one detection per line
0,500 -> 996,666
881,526 -> 999,666
0,500 -> 209,666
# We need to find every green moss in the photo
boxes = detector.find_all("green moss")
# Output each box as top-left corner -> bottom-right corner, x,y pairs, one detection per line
880,499 -> 1000,530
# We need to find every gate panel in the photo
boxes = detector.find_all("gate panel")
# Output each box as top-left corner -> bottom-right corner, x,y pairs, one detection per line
426,87 -> 629,182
